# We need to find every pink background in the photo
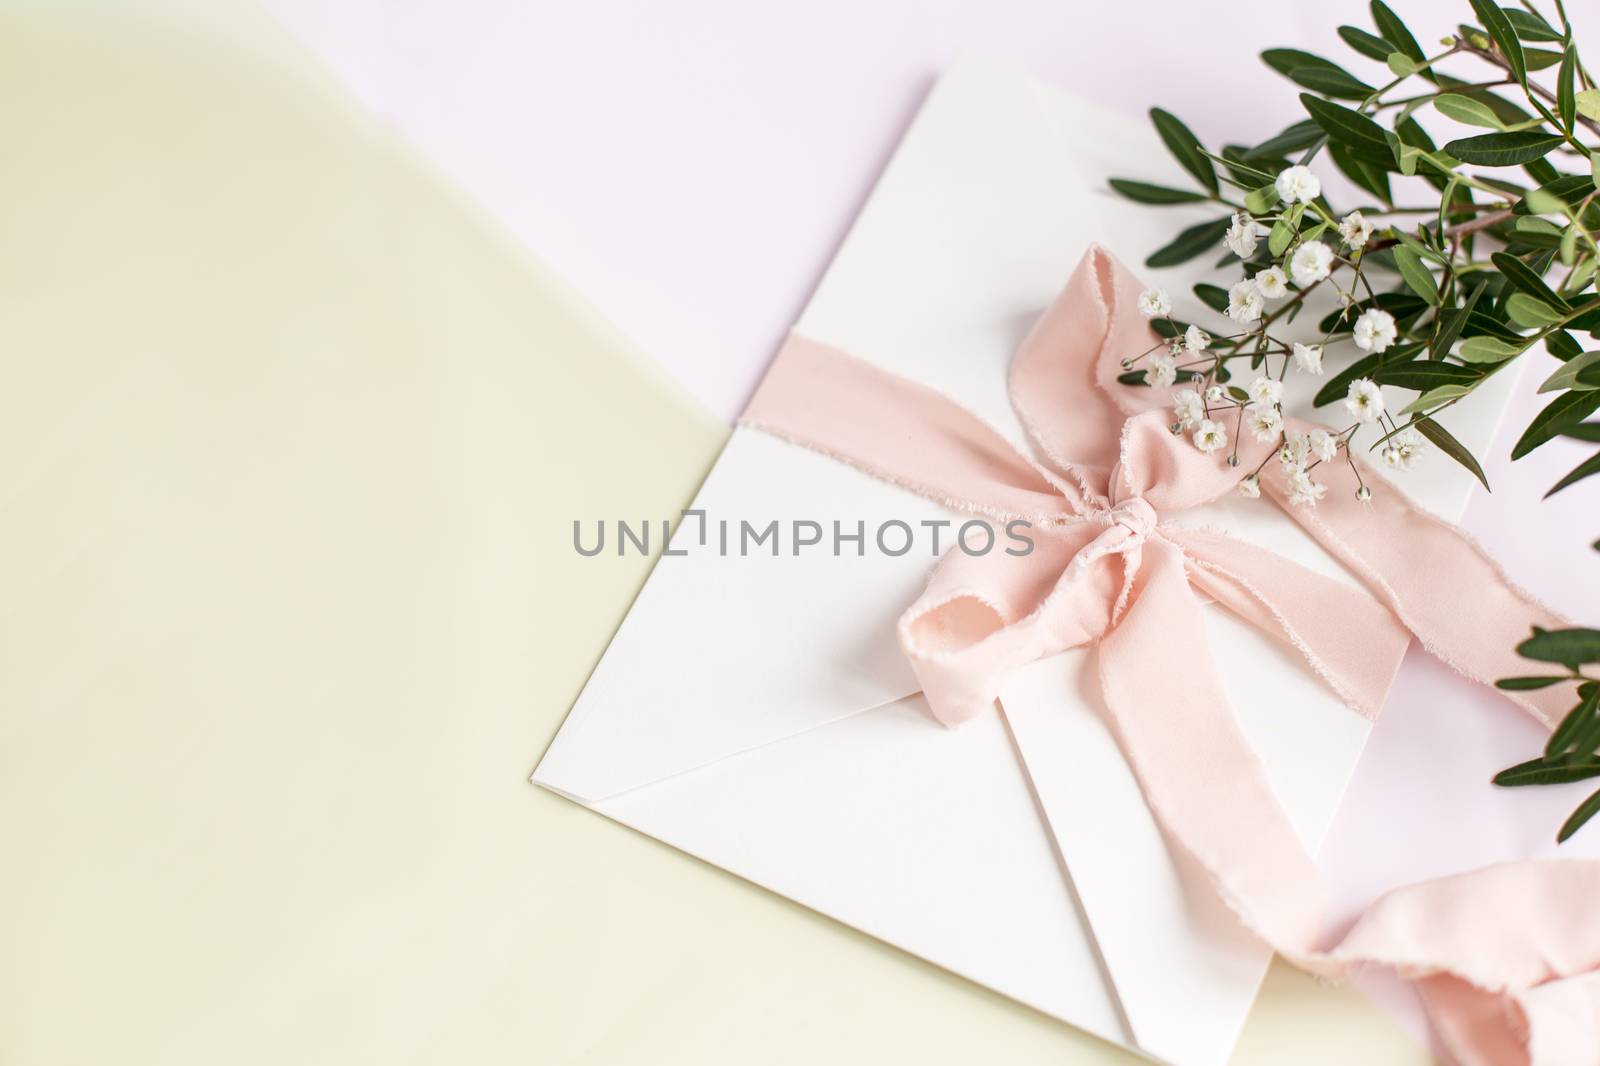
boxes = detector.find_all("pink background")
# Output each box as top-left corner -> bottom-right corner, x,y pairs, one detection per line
259,0 -> 1600,1042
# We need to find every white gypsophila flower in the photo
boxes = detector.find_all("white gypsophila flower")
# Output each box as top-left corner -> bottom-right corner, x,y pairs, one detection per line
1225,211 -> 1258,258
1172,388 -> 1205,429
1239,475 -> 1261,498
1248,405 -> 1284,443
1292,341 -> 1324,375
1248,375 -> 1284,407
1280,432 -> 1312,471
1205,384 -> 1227,403
1255,265 -> 1289,299
1138,287 -> 1172,318
1290,240 -> 1335,286
1184,324 -> 1211,353
1382,427 -> 1426,471
1308,428 -> 1338,463
1227,278 -> 1264,324
1338,289 -> 1355,308
1146,354 -> 1177,389
1339,210 -> 1374,251
1286,468 -> 1327,507
1193,418 -> 1228,454
1344,378 -> 1385,423
1275,164 -> 1322,205
1353,308 -> 1398,353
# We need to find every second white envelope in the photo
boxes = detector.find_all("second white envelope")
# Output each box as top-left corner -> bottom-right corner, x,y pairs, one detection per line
534,55 -> 1517,1066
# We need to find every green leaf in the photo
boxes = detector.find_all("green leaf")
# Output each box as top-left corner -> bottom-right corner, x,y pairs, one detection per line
1459,336 -> 1526,363
1385,52 -> 1421,78
1261,48 -> 1353,80
1245,119 -> 1324,160
1518,626 -> 1600,665
1374,360 -> 1480,390
1108,179 -> 1210,205
1468,0 -> 1526,86
1371,1 -> 1427,70
1492,250 -> 1571,309
1524,48 -> 1565,72
1548,330 -> 1584,361
1393,246 -> 1440,305
1523,188 -> 1564,216
1547,449 -> 1600,497
1415,415 -> 1490,489
1539,351 -> 1600,393
1431,281 -> 1485,360
1503,7 -> 1564,42
1512,174 -> 1599,215
1512,390 -> 1600,458
1386,129 -> 1423,175
1579,89 -> 1600,122
1401,383 -> 1475,414
1462,309 -> 1526,342
1558,787 -> 1600,843
1145,217 -> 1231,268
1243,184 -> 1279,213
1493,757 -> 1600,787
1559,46 -> 1577,133
1507,292 -> 1562,328
1561,223 -> 1580,266
1436,75 -> 1535,124
1339,25 -> 1395,62
1563,422 -> 1600,443
1149,109 -> 1218,195
1443,130 -> 1565,166
1300,93 -> 1392,160
1497,675 -> 1573,690
1433,92 -> 1505,129
1290,65 -> 1379,100
1193,282 -> 1230,313
1516,215 -> 1564,241
1328,141 -> 1393,204
1546,684 -> 1600,755
1268,218 -> 1296,257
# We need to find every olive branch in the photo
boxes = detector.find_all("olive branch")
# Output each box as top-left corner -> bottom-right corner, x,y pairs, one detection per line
1112,0 -> 1600,841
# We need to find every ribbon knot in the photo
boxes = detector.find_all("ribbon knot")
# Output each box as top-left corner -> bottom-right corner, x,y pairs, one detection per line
1105,496 -> 1156,541
740,246 -> 1597,1066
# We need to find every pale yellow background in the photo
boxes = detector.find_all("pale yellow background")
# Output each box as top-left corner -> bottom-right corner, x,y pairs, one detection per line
0,2 -> 1432,1063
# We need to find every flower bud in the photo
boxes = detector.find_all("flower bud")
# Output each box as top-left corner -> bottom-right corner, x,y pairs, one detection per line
1356,485 -> 1372,501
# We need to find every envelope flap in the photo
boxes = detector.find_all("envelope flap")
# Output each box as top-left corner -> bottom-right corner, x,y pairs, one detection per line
535,57 -> 1170,804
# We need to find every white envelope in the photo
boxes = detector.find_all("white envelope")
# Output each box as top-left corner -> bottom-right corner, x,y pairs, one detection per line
534,56 -> 1517,1066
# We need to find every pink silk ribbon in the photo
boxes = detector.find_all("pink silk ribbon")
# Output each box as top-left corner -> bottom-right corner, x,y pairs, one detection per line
740,246 -> 1600,1066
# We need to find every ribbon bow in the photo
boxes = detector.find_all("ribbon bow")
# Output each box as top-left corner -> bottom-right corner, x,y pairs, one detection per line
742,247 -> 1600,1066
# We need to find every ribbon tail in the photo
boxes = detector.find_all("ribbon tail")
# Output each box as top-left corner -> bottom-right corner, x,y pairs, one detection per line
1095,537 -> 1328,953
1164,526 -> 1412,721
1266,444 -> 1573,728
1096,535 -> 1600,1066
1329,862 -> 1600,1066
